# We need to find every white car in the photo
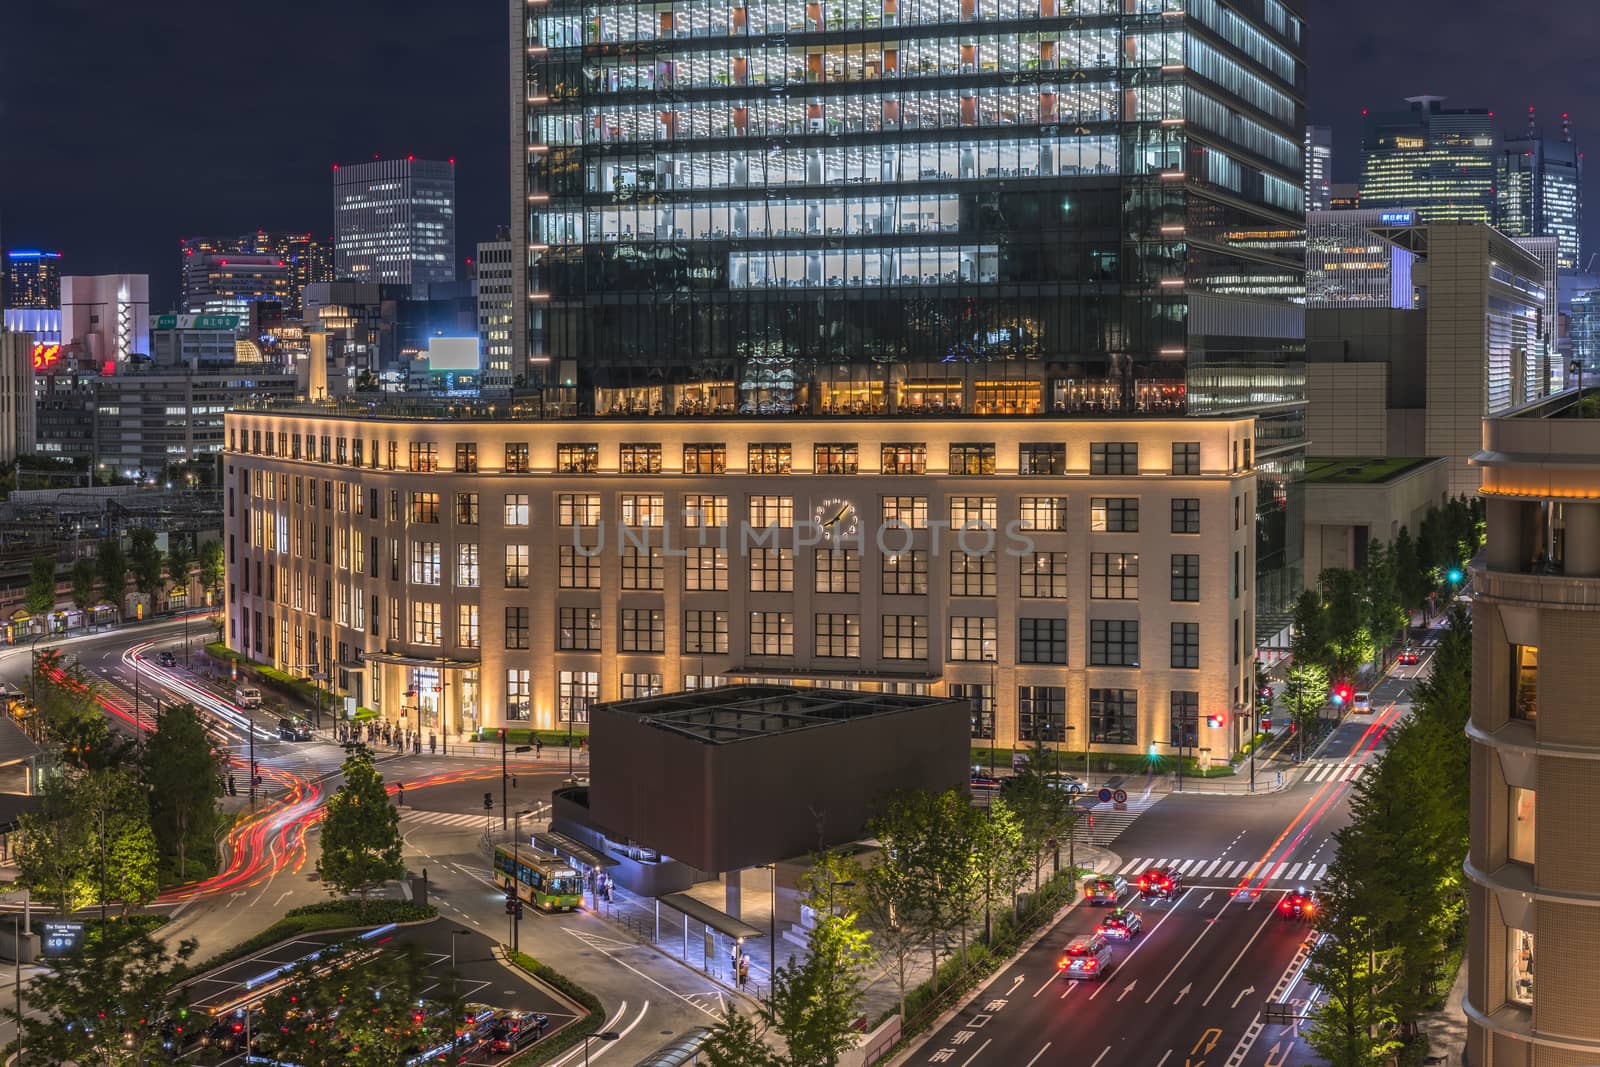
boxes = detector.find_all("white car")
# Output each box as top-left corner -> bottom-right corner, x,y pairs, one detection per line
1352,691 -> 1372,713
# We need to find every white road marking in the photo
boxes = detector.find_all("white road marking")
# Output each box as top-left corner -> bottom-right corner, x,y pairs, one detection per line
1200,898 -> 1280,1006
958,1038 -> 991,1066
1089,1047 -> 1112,1067
1088,888 -> 1192,1001
1023,1043 -> 1052,1066
1145,892 -> 1231,1003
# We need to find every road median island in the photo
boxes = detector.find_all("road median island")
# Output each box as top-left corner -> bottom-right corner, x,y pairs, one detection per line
503,948 -> 606,1065
176,899 -> 437,981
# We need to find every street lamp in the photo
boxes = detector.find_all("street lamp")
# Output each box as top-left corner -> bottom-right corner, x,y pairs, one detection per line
582,1031 -> 620,1065
510,808 -> 534,952
450,927 -> 470,971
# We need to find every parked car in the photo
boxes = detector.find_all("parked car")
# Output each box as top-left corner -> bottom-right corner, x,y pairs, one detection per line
277,717 -> 313,741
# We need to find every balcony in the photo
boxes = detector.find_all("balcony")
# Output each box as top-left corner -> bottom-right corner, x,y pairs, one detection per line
1472,562 -> 1600,611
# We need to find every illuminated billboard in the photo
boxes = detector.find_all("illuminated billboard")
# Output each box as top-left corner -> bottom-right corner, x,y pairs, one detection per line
31,343 -> 62,372
426,336 -> 480,372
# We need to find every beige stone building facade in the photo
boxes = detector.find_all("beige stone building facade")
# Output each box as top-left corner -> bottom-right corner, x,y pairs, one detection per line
224,407 -> 1257,759
1466,395 -> 1600,1065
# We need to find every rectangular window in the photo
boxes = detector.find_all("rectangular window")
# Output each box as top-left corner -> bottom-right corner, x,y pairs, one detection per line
620,443 -> 662,473
814,613 -> 861,658
1171,554 -> 1200,601
557,443 -> 598,473
458,604 -> 480,648
951,683 -> 994,739
1171,622 -> 1200,669
621,494 -> 666,526
620,673 -> 664,699
558,670 -> 598,723
504,494 -> 530,527
1018,496 -> 1069,532
454,492 -> 479,526
558,493 -> 601,526
882,550 -> 929,595
1018,618 -> 1067,664
1172,441 -> 1200,475
1019,443 -> 1066,475
748,548 -> 794,592
410,602 -> 442,645
505,442 -> 531,472
1090,498 -> 1139,532
1512,645 -> 1538,721
505,606 -> 530,649
1509,928 -> 1534,1007
1090,442 -> 1139,475
1090,688 -> 1137,745
814,549 -> 860,593
748,495 -> 794,528
504,545 -> 530,588
881,443 -> 927,475
683,443 -> 727,475
1091,552 -> 1139,599
409,492 -> 440,524
748,443 -> 793,475
506,669 -> 531,721
881,495 -> 929,529
621,545 -> 665,590
814,444 -> 859,474
1170,691 -> 1199,747
408,442 -> 439,472
949,443 -> 996,475
456,544 -> 480,588
621,608 -> 666,653
949,616 -> 997,662
949,496 -> 997,528
1020,552 -> 1069,598
882,615 -> 929,660
748,611 -> 794,656
558,606 -> 602,651
684,610 -> 730,654
559,545 -> 601,589
1172,498 -> 1200,534
455,442 -> 478,472
950,551 -> 997,596
1018,686 -> 1067,742
409,541 -> 441,585
685,547 -> 729,591
1509,787 -> 1535,866
1089,619 -> 1140,666
684,494 -> 729,527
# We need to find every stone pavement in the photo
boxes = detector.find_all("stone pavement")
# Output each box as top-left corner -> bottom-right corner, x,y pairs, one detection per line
1420,959 -> 1469,1066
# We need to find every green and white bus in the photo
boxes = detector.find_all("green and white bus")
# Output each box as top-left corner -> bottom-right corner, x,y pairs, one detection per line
494,846 -> 584,912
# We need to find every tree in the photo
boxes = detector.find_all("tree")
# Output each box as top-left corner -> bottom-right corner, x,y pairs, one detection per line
767,885 -> 876,1066
165,539 -> 195,607
252,943 -> 431,1067
1321,568 -> 1373,681
701,1006 -> 780,1067
142,702 -> 224,879
1007,738 -> 1079,891
25,553 -> 56,616
1290,588 -> 1329,667
979,796 -> 1030,928
199,539 -> 226,606
1360,541 -> 1406,654
130,528 -> 166,602
863,792 -> 936,1021
317,747 -> 404,910
1281,660 -> 1330,752
1391,527 -> 1428,610
14,774 -> 94,916
5,924 -> 197,1067
70,556 -> 98,613
96,536 -> 128,611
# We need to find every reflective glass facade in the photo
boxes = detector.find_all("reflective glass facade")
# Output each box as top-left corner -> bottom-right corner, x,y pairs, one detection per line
1497,134 -> 1582,271
514,0 -> 1307,621
1360,97 -> 1498,225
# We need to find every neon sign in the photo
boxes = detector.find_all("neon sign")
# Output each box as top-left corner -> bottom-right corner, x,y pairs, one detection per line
31,343 -> 61,371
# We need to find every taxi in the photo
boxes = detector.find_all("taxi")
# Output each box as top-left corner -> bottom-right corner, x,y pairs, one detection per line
1082,874 -> 1127,906
1279,887 -> 1320,921
1057,933 -> 1115,981
1095,908 -> 1142,941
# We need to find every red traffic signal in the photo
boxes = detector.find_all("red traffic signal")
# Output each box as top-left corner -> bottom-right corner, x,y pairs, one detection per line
1261,716 -> 1272,731
1332,685 -> 1352,705
1205,713 -> 1226,728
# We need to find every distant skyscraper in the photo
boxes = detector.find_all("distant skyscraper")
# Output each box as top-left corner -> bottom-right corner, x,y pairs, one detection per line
1497,108 -> 1583,270
1573,290 -> 1600,372
1360,97 -> 1499,224
475,235 -> 514,394
1306,209 -> 1417,308
333,158 -> 457,298
181,252 -> 292,319
1330,183 -> 1361,210
181,233 -> 332,316
1305,125 -> 1333,211
5,250 -> 63,309
60,274 -> 151,365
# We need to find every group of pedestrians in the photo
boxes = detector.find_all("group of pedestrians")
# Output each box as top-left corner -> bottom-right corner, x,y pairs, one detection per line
334,719 -> 437,754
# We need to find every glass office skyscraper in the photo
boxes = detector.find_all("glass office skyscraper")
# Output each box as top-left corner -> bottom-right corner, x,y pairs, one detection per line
334,158 -> 458,299
512,0 -> 1308,619
1360,96 -> 1499,225
1497,111 -> 1582,271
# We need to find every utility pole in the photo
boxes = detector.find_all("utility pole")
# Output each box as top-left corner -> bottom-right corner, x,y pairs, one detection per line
501,729 -> 509,830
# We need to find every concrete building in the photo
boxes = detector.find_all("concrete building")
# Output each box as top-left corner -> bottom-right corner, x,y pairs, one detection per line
1465,389 -> 1600,1065
334,158 -> 457,298
224,406 -> 1259,759
181,234 -> 332,317
97,363 -> 296,479
1305,125 -> 1333,212
1302,457 -> 1448,575
4,251 -> 62,310
1306,208 -> 1418,309
475,237 -> 514,394
1361,97 -> 1499,225
0,332 -> 36,463
150,314 -> 246,367
181,252 -> 292,320
60,274 -> 150,365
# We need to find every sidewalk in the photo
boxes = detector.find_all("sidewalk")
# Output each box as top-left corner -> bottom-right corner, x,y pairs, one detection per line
1420,959 -> 1468,1066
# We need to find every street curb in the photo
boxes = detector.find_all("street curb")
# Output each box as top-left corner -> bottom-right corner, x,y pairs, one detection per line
492,943 -> 593,1020
591,903 -> 769,1013
884,848 -> 1123,1067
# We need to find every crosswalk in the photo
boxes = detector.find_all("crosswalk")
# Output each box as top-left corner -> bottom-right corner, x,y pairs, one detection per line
1111,855 -> 1330,886
1300,760 -> 1369,784
399,808 -> 491,831
1075,795 -> 1162,848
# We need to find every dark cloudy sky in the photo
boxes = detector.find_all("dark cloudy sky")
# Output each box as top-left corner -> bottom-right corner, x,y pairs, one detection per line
1,0 -> 1594,309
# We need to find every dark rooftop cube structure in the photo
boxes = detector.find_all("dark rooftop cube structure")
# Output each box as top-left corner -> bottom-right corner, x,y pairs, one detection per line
589,686 -> 968,873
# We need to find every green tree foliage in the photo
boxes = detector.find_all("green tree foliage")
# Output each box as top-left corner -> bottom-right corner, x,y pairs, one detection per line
165,540 -> 195,605
1281,661 -> 1330,739
142,702 -> 224,879
863,793 -> 937,1020
767,883 -> 876,1066
70,556 -> 98,612
251,943 -> 431,1067
30,650 -> 129,771
702,1006 -> 780,1067
1361,541 -> 1407,652
1290,588 -> 1329,666
1006,738 -> 1079,890
5,924 -> 197,1067
317,747 -> 404,910
25,553 -> 57,616
199,539 -> 225,605
980,797 -> 1030,927
14,774 -> 95,915
96,536 -> 128,609
1391,527 -> 1429,611
129,528 -> 165,599
14,769 -> 157,917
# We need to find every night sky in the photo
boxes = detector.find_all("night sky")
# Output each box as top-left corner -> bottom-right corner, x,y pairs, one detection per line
1,0 -> 1594,310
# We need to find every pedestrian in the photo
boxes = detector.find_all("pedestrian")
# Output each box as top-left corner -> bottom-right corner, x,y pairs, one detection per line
429,732 -> 437,754
535,737 -> 543,758
731,942 -> 740,975
738,956 -> 749,988
415,734 -> 422,755
397,783 -> 405,805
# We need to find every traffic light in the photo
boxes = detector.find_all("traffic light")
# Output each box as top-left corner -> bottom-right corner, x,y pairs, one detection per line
1447,568 -> 1464,584
1261,716 -> 1273,731
484,791 -> 493,811
514,901 -> 524,919
1205,713 -> 1226,728
1332,685 -> 1352,705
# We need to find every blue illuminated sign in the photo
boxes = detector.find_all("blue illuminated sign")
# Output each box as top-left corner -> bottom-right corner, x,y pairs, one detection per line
1378,211 -> 1415,226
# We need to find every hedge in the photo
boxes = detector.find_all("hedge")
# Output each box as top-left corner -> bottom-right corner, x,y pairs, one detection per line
971,748 -> 1233,778
505,950 -> 605,1065
473,727 -> 588,747
180,899 -> 436,981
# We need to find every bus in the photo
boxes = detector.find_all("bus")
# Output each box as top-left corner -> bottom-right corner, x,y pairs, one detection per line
493,846 -> 584,912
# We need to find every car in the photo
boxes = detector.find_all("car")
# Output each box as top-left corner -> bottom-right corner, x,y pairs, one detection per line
1001,772 -> 1085,796
1279,887 -> 1320,921
969,771 -> 1003,795
1352,691 -> 1372,713
1082,874 -> 1127,905
1095,908 -> 1142,941
457,1003 -> 503,1044
200,1010 -> 250,1053
490,1011 -> 551,1053
277,717 -> 313,741
1056,933 -> 1115,980
1137,867 -> 1184,900
1397,648 -> 1419,665
157,651 -> 177,668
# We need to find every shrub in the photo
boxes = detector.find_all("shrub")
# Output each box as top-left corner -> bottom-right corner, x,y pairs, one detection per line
505,951 -> 604,1065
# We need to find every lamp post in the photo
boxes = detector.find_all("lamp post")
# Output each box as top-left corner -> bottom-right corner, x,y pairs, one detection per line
450,927 -> 470,971
511,809 -> 533,952
582,1031 -> 620,1065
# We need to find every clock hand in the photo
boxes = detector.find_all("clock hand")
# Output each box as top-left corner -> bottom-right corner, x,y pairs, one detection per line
827,503 -> 850,527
